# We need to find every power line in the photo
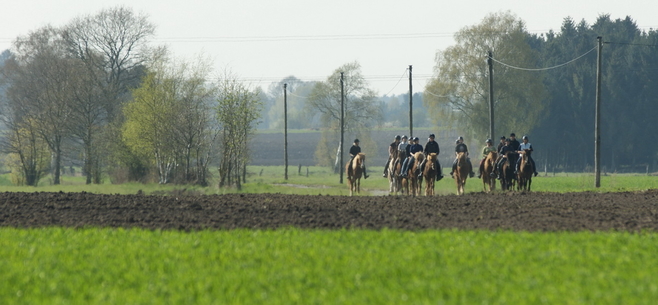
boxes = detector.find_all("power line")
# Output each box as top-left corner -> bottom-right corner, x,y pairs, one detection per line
489,46 -> 597,71
383,69 -> 409,96
605,41 -> 658,47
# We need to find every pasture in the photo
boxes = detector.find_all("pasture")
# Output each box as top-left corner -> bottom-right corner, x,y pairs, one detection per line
1,169 -> 657,303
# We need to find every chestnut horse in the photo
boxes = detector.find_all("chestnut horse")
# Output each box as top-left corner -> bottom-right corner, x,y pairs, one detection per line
482,151 -> 497,193
346,153 -> 365,196
423,153 -> 438,196
387,150 -> 402,194
517,150 -> 533,191
401,152 -> 424,196
454,152 -> 471,195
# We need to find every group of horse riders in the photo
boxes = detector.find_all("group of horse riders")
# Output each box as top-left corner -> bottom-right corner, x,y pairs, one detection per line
349,132 -> 538,182
487,133 -> 539,180
381,134 -> 444,181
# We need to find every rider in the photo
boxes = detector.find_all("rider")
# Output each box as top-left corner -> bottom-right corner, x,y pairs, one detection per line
515,135 -> 538,177
505,133 -> 521,174
418,134 -> 444,181
497,136 -> 506,154
494,138 -> 514,180
478,139 -> 497,179
348,139 -> 368,179
400,137 -> 423,177
383,135 -> 401,178
449,136 -> 475,178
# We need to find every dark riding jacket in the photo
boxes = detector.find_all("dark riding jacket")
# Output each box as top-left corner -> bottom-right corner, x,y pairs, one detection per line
455,143 -> 468,154
509,139 -> 521,151
409,144 -> 423,155
499,145 -> 513,157
424,141 -> 440,155
349,145 -> 361,157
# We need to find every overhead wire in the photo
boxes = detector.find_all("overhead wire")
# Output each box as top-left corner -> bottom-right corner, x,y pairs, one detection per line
489,46 -> 597,71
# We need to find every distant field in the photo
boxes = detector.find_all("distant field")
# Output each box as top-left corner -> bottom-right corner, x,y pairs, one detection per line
0,165 -> 655,196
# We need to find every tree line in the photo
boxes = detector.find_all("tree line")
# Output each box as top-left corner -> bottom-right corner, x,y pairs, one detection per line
425,12 -> 658,172
0,7 -> 262,187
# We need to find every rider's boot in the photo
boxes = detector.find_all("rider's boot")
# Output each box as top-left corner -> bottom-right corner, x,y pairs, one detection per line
363,166 -> 369,179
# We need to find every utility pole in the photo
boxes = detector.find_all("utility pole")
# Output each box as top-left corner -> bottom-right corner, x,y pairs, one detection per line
487,51 -> 496,140
408,65 -> 413,139
488,51 -> 495,141
340,72 -> 345,184
283,83 -> 288,180
595,36 -> 603,188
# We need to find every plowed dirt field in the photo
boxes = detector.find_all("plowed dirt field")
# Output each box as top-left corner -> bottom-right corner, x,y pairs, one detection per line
2,191 -> 658,231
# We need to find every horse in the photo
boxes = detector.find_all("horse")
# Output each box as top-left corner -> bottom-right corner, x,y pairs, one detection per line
401,152 -> 424,196
387,150 -> 402,194
346,153 -> 365,196
454,152 -> 471,195
517,150 -> 533,191
423,153 -> 438,196
482,151 -> 497,193
499,152 -> 515,191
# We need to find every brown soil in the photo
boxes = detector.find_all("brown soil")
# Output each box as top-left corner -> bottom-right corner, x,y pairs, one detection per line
2,191 -> 658,232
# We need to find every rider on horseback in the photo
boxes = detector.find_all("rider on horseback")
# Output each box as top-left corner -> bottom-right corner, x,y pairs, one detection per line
383,135 -> 401,178
418,134 -> 444,181
478,139 -> 497,178
348,139 -> 368,179
515,135 -> 538,177
400,137 -> 423,177
449,136 -> 475,178
493,138 -> 513,180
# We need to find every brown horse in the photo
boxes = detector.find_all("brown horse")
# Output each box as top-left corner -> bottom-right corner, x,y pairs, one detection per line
482,151 -> 497,193
346,153 -> 366,196
517,150 -> 533,191
387,150 -> 402,194
454,152 -> 471,195
423,153 -> 438,196
499,153 -> 515,191
401,152 -> 424,196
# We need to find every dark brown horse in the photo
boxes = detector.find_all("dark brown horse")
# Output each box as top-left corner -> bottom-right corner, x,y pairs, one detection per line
423,153 -> 438,196
454,152 -> 471,195
346,153 -> 366,196
517,150 -> 533,191
499,152 -> 515,191
482,151 -> 497,193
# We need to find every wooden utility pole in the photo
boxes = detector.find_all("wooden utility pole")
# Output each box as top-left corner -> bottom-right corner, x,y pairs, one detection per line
283,83 -> 288,180
488,51 -> 495,141
595,36 -> 603,187
409,65 -> 413,138
340,72 -> 345,184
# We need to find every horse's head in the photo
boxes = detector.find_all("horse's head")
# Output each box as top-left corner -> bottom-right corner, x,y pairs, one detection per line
456,152 -> 466,166
428,153 -> 437,162
413,151 -> 424,162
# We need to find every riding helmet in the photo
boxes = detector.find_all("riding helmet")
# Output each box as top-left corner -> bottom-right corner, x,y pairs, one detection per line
510,133 -> 516,137
429,134 -> 435,138
395,135 -> 401,140
522,135 -> 528,140
486,138 -> 492,143
354,139 -> 359,143
401,135 -> 408,139
500,136 -> 506,140
456,136 -> 463,142
414,137 -> 419,142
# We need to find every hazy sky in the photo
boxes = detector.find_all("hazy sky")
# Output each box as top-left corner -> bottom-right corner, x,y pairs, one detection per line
2,0 -> 656,95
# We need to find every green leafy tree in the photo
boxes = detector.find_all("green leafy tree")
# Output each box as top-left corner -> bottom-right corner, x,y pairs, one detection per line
424,11 -> 546,140
216,75 -> 262,189
306,62 -> 383,167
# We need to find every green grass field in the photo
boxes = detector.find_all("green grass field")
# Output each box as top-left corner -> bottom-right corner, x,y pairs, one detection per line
2,228 -> 657,304
1,168 -> 657,304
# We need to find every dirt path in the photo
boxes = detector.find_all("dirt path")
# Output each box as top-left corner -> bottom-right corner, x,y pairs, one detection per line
1,191 -> 657,231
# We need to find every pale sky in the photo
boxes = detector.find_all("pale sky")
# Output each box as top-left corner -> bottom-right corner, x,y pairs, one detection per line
2,0 -> 656,95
